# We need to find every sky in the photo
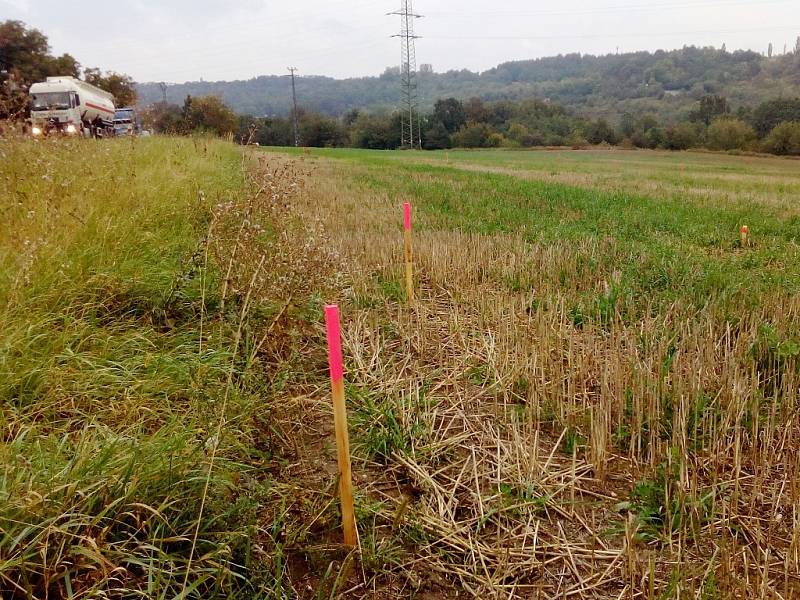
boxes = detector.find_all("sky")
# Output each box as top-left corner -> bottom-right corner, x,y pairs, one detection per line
2,0 -> 799,83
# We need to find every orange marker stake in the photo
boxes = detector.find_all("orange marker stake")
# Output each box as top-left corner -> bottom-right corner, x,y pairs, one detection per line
324,305 -> 357,547
740,225 -> 749,247
403,202 -> 414,304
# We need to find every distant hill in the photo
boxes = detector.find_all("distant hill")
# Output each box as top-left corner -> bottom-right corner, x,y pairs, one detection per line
136,46 -> 800,122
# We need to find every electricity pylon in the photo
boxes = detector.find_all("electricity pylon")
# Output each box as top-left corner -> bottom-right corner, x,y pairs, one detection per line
389,1 -> 423,149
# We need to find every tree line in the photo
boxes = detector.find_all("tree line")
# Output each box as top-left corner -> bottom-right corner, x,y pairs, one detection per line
222,94 -> 800,156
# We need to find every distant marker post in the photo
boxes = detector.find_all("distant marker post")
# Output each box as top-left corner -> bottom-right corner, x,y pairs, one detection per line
740,225 -> 749,247
403,202 -> 414,303
324,305 -> 357,547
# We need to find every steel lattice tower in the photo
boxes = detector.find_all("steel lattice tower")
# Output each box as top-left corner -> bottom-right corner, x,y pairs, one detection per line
390,1 -> 422,149
288,67 -> 301,147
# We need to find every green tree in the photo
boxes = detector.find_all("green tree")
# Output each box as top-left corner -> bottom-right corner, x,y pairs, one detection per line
299,112 -> 347,147
452,122 -> 495,148
343,108 -> 360,126
619,112 -> 636,138
432,98 -> 466,133
689,95 -> 729,126
645,126 -> 666,149
0,20 -> 80,118
751,98 -> 800,137
464,97 -> 489,123
422,119 -> 452,150
762,121 -> 800,155
183,95 -> 238,136
83,68 -> 137,107
251,116 -> 293,146
350,113 -> 400,149
147,103 -> 184,134
629,114 -> 662,148
506,122 -> 535,146
664,123 -> 700,150
706,117 -> 756,150
584,118 -> 618,145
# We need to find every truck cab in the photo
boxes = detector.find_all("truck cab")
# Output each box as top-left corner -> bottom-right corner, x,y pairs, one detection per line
30,89 -> 82,136
29,77 -> 116,138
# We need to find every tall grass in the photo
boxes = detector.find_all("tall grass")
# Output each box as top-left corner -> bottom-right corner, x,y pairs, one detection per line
0,136 -> 277,597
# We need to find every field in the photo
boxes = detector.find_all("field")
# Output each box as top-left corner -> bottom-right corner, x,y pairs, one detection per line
2,139 -> 800,599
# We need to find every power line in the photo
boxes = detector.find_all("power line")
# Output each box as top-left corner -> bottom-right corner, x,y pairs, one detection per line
390,1 -> 423,150
288,67 -> 300,147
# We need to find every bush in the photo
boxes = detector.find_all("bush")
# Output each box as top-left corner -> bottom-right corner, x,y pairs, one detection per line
762,121 -> 800,155
184,96 -> 238,136
351,113 -> 400,149
487,132 -> 506,147
752,98 -> 800,137
507,122 -> 534,146
452,122 -> 495,148
584,118 -> 619,145
299,112 -> 347,147
663,123 -> 701,150
707,117 -> 756,150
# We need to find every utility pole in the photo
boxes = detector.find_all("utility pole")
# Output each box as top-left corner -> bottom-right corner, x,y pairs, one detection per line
390,1 -> 423,149
159,82 -> 167,105
288,67 -> 300,147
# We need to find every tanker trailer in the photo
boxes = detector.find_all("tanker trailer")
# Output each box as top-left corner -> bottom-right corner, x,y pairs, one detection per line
29,76 -> 116,138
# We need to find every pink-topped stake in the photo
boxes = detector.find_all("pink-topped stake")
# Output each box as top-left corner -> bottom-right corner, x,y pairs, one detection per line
325,305 -> 344,383
403,202 -> 413,231
324,305 -> 357,547
403,203 -> 415,303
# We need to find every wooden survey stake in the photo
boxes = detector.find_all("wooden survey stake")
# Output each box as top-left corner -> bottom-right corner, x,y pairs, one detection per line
740,225 -> 749,247
403,202 -> 414,303
324,305 -> 358,547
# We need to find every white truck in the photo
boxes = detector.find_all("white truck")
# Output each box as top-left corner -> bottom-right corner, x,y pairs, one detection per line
28,76 -> 116,138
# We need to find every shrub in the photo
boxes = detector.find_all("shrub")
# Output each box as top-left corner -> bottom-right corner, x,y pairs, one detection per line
707,117 -> 756,151
299,112 -> 347,147
762,121 -> 800,155
487,132 -> 506,147
452,122 -> 495,148
350,113 -> 400,149
752,98 -> 800,137
183,95 -> 238,136
645,126 -> 666,149
506,122 -> 534,146
663,123 -> 701,150
584,118 -> 619,145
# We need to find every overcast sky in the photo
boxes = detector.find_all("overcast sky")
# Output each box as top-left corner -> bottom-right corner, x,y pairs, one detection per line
3,0 -> 799,83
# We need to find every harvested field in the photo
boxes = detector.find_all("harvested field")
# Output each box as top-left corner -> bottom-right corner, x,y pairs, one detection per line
260,146 -> 800,598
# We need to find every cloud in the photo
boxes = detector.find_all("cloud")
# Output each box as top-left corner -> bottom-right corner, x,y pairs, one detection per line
9,0 -> 800,82
0,0 -> 30,14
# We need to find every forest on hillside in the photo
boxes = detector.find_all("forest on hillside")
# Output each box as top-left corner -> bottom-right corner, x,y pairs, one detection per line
137,45 -> 800,122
